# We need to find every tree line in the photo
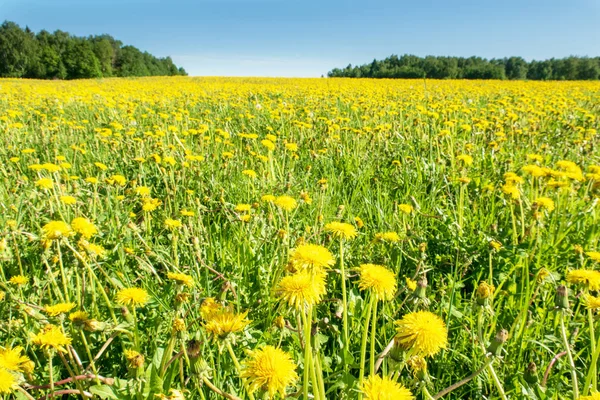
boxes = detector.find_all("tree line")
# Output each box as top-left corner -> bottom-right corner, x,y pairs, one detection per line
327,55 -> 600,80
0,21 -> 187,79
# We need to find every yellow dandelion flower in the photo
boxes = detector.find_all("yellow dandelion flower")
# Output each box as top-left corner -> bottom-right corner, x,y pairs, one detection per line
583,294 -> 600,310
358,264 -> 397,301
44,302 -> 76,317
69,311 -> 89,324
32,324 -> 72,353
261,194 -> 276,203
489,240 -> 502,251
261,139 -> 275,151
0,346 -> 31,372
501,184 -> 520,200
406,355 -> 427,378
42,220 -> 73,240
70,217 -> 97,239
360,375 -> 414,400
111,174 -> 127,186
35,178 -> 53,190
9,275 -> 28,285
116,287 -> 149,307
274,196 -> 297,211
324,221 -> 357,239
456,154 -> 473,166
579,393 -> 600,400
241,345 -> 298,398
406,277 -> 417,291
289,244 -> 335,272
476,282 -> 495,300
203,309 -> 250,339
59,195 -> 77,205
398,204 -> 413,214
242,169 -> 257,178
135,186 -> 151,197
566,270 -> 600,291
167,272 -> 194,287
276,270 -> 326,309
165,218 -> 182,230
586,252 -> 600,262
533,197 -> 555,212
200,298 -> 222,320
394,311 -> 448,357
375,231 -> 401,243
0,368 -> 17,394
124,349 -> 144,368
235,204 -> 252,212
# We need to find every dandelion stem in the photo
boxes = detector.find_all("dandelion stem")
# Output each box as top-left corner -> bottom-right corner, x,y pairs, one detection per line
369,298 -> 378,376
339,240 -> 349,359
301,306 -> 314,400
432,358 -> 492,399
486,362 -> 507,400
358,295 -> 374,398
559,311 -> 579,400
584,328 -> 600,395
583,308 -> 597,394
225,341 -> 255,400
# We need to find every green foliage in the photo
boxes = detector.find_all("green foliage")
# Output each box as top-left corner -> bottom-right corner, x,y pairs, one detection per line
0,21 -> 187,79
329,54 -> 600,80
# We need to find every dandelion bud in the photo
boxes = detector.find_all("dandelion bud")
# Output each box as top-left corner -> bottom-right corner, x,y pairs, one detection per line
487,329 -> 508,356
574,245 -> 584,255
277,229 -> 287,239
186,339 -> 202,359
524,362 -> 538,384
419,242 -> 427,253
476,281 -> 495,306
274,316 -> 286,329
416,277 -> 428,299
173,318 -> 186,332
124,349 -> 145,369
84,319 -> 104,332
121,307 -> 134,324
555,285 -> 569,310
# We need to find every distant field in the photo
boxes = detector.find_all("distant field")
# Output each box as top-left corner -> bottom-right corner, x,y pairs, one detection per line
1,77 -> 600,399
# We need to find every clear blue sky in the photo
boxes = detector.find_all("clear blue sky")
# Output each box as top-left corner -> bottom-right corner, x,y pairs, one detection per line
2,0 -> 599,77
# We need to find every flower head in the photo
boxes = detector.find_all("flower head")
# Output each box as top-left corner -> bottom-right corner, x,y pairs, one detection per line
70,217 -> 97,239
276,270 -> 326,310
358,264 -> 397,301
0,368 -> 17,394
42,221 -> 73,241
203,309 -> 250,339
9,275 -> 28,285
167,272 -> 194,287
566,270 -> 600,291
0,346 -> 31,372
289,244 -> 335,272
240,345 -> 298,398
116,287 -> 149,307
32,324 -> 72,353
324,221 -> 357,240
375,231 -> 401,243
533,197 -> 555,212
274,196 -> 297,212
360,375 -> 414,400
44,302 -> 76,317
586,252 -> 600,262
584,294 -> 600,310
398,204 -> 413,214
394,311 -> 448,357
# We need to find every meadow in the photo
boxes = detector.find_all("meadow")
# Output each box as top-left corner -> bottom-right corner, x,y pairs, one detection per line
0,77 -> 600,399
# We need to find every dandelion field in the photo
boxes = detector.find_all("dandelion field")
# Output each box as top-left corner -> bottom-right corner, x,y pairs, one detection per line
1,77 -> 600,399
